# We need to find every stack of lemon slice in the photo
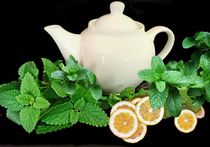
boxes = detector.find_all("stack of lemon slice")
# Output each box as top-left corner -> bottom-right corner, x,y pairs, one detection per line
109,96 -> 206,143
109,96 -> 164,143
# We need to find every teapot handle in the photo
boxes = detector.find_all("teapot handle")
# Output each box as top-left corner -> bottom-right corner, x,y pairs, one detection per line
147,26 -> 175,59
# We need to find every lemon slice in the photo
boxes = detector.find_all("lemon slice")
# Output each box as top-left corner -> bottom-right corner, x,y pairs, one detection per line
131,97 -> 142,105
110,101 -> 136,115
174,109 -> 197,133
195,106 -> 205,119
109,109 -> 138,138
123,121 -> 147,143
135,96 -> 164,125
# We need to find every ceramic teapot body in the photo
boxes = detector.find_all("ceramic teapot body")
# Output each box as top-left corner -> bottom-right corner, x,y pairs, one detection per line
44,1 -> 175,92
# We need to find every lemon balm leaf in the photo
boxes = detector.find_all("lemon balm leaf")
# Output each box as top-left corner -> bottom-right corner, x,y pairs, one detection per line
79,103 -> 109,127
74,98 -> 85,111
16,94 -> 34,106
18,61 -> 39,79
41,102 -> 74,125
0,81 -> 19,93
20,107 -> 40,133
90,85 -> 102,101
6,109 -> 21,125
20,73 -> 41,97
51,80 -> 68,97
36,123 -> 72,134
42,58 -> 59,79
33,97 -> 50,109
69,110 -> 79,125
0,90 -> 22,111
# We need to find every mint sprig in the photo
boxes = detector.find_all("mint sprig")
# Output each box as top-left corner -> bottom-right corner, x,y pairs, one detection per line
138,31 -> 210,118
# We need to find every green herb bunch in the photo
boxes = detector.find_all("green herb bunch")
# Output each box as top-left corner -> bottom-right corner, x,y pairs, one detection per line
138,31 -> 210,118
0,56 -> 109,134
0,31 -> 209,134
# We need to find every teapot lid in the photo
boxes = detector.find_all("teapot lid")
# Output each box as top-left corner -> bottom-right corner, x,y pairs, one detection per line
88,1 -> 143,34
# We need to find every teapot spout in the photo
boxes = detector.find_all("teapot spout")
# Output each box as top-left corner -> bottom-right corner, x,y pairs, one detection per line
44,25 -> 81,61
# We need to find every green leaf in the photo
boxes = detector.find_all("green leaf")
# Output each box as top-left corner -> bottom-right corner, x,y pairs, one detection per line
66,55 -> 78,66
64,57 -> 79,74
36,123 -> 72,134
149,84 -> 169,109
181,62 -> 197,76
18,61 -> 39,79
41,102 -> 74,125
42,88 -> 60,101
51,80 -> 68,97
0,90 -> 22,111
194,32 -> 207,41
162,70 -> 183,83
204,33 -> 210,48
204,84 -> 210,102
0,81 -> 19,93
20,107 -> 40,133
166,60 -> 184,71
138,69 -> 156,82
71,85 -> 96,104
42,58 -> 59,79
86,70 -> 96,85
182,37 -> 196,49
162,70 -> 202,86
74,98 -> 85,111
69,110 -> 79,125
20,72 -> 41,97
193,97 -> 205,107
155,81 -> 166,92
200,52 -> 210,72
151,56 -> 166,74
108,93 -> 122,106
90,85 -> 102,100
67,74 -> 78,81
178,87 -> 191,103
71,85 -> 88,103
191,51 -> 202,68
182,101 -> 201,113
163,104 -> 172,119
120,87 -> 135,98
79,103 -> 109,127
51,70 -> 65,80
6,109 -> 21,125
16,94 -> 34,106
166,61 -> 178,70
132,89 -> 148,99
187,88 -> 204,97
63,83 -> 76,95
166,88 -> 182,117
33,97 -> 50,109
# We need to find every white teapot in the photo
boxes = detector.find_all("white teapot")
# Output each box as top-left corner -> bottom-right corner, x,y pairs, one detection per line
44,1 -> 175,93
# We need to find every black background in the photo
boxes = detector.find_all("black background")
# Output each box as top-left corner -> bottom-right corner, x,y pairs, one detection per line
0,0 -> 210,146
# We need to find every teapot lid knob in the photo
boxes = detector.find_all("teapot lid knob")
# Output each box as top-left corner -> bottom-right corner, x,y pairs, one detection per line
110,1 -> 125,14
